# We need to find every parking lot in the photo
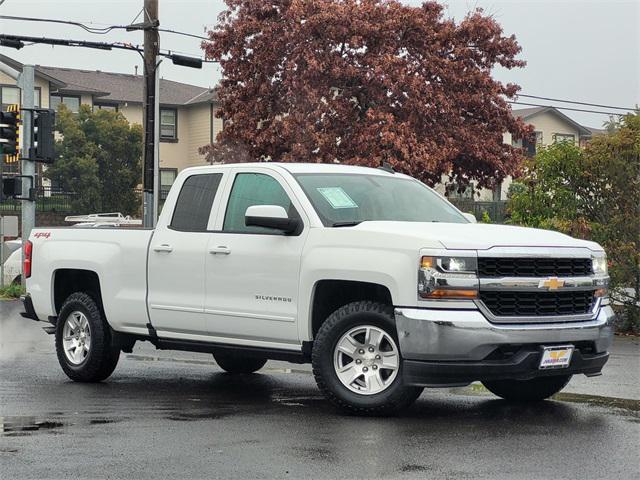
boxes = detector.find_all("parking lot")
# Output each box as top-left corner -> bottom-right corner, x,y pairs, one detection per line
1,299 -> 639,479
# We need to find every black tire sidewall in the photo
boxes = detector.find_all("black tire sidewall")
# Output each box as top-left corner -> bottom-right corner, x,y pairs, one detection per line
213,353 -> 267,374
313,302 -> 412,411
55,292 -> 117,381
482,375 -> 572,401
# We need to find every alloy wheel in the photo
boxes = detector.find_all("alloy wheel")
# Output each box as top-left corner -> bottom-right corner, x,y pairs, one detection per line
62,311 -> 92,365
332,325 -> 400,395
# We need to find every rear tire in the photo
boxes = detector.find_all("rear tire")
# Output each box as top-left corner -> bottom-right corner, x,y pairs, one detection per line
213,352 -> 267,374
55,292 -> 120,382
312,301 -> 423,415
482,375 -> 572,402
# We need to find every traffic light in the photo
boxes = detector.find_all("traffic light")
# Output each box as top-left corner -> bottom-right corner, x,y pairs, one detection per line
0,174 -> 33,202
0,105 -> 20,160
31,109 -> 55,163
1,175 -> 21,202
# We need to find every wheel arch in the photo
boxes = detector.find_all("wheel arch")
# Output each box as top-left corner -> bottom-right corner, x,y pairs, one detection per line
309,279 -> 393,339
53,269 -> 105,317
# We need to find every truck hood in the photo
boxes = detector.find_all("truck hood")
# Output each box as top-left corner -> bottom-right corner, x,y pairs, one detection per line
349,221 -> 602,251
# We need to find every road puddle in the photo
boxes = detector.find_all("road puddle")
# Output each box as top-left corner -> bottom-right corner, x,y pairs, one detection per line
0,416 -> 64,436
0,415 -> 124,436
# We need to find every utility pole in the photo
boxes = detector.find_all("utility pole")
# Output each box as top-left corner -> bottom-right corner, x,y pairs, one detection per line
142,0 -> 159,227
17,65 -> 35,287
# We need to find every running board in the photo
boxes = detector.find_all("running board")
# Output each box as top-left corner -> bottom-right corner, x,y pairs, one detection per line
155,338 -> 309,364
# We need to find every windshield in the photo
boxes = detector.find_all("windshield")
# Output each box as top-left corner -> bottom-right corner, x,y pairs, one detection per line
293,173 -> 468,226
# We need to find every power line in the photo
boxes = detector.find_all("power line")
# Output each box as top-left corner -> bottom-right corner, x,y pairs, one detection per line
518,94 -> 635,112
0,14 -> 127,35
508,101 -> 624,116
0,33 -> 217,65
158,28 -> 209,41
0,14 -> 211,41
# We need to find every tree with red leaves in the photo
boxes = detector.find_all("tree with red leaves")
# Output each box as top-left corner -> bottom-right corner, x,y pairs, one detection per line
201,0 -> 531,189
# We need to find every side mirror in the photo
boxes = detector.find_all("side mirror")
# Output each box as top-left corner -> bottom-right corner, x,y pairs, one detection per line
462,212 -> 477,223
245,205 -> 300,234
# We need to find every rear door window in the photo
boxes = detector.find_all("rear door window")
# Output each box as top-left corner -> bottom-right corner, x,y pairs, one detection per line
170,173 -> 222,232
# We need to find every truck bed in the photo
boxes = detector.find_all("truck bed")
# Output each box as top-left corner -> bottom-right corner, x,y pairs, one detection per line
28,227 -> 154,335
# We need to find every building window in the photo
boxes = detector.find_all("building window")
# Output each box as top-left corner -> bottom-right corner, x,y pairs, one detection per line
535,131 -> 543,146
553,133 -> 575,144
0,85 -> 20,109
50,94 -> 81,113
160,168 -> 177,200
0,86 -> 41,108
94,103 -> 118,112
160,108 -> 177,140
519,131 -> 544,157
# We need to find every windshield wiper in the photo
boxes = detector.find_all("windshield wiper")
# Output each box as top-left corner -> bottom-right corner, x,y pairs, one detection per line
331,221 -> 364,227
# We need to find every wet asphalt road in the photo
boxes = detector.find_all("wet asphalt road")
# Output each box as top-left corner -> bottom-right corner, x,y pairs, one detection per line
1,300 -> 639,479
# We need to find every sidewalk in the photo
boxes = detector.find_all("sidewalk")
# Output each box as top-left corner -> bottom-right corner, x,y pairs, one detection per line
563,336 -> 640,400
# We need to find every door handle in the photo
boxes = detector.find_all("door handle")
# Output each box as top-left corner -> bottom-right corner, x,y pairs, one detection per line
153,244 -> 173,253
209,246 -> 231,255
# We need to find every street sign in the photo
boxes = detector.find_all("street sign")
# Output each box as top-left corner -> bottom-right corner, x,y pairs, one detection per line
0,215 -> 19,288
0,216 -> 18,237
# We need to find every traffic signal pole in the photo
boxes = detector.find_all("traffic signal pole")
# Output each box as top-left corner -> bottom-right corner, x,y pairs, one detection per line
17,65 -> 35,288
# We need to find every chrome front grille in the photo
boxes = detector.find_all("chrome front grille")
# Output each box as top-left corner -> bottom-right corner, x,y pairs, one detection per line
478,257 -> 592,278
476,254 -> 601,323
479,290 -> 596,318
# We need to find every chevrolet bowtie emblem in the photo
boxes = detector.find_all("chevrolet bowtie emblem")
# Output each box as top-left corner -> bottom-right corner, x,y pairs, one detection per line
539,277 -> 565,290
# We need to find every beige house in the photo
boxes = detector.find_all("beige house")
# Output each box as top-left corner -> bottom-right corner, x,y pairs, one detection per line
434,106 -> 595,201
0,53 -> 221,196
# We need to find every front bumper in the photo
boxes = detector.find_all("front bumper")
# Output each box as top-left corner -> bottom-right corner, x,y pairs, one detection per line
395,305 -> 615,387
403,349 -> 609,387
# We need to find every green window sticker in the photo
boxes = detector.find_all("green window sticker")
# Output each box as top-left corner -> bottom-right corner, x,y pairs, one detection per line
317,187 -> 358,209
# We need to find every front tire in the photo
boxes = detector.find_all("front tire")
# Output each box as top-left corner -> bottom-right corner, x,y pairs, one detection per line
482,375 -> 572,402
55,292 -> 120,382
312,301 -> 423,415
213,352 -> 267,374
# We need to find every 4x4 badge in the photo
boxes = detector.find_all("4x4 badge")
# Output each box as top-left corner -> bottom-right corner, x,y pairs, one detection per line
538,277 -> 565,290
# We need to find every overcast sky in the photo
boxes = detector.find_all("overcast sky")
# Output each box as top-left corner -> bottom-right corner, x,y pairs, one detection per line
1,0 -> 638,128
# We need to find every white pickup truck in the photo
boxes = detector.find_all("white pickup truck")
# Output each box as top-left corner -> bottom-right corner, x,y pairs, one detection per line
22,163 -> 614,414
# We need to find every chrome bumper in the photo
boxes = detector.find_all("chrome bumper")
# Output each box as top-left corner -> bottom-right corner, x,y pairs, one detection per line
394,305 -> 615,362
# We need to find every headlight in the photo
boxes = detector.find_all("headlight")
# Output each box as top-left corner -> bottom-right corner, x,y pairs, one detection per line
438,257 -> 476,273
591,254 -> 609,298
592,255 -> 608,276
419,256 -> 478,299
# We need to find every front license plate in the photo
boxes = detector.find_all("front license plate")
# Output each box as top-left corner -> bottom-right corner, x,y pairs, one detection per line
539,345 -> 574,370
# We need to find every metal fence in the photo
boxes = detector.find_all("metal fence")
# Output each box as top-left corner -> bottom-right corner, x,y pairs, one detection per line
0,187 -> 510,224
449,199 -> 509,223
0,187 -> 78,213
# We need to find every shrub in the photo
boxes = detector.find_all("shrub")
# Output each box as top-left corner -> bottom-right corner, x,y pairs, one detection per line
508,114 -> 640,331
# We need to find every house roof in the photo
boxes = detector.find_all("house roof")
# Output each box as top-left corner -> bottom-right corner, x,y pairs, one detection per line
0,53 -> 216,106
585,126 -> 606,136
512,106 -> 592,136
185,88 -> 218,105
0,53 -> 66,89
36,65 -> 216,106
